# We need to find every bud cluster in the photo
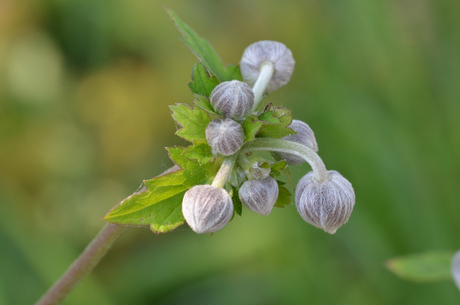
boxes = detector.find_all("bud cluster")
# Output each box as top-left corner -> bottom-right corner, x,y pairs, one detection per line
180,40 -> 354,235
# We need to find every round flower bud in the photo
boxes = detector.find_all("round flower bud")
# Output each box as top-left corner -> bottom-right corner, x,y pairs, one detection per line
240,40 -> 295,93
182,185 -> 233,234
279,119 -> 318,165
206,118 -> 245,156
239,176 -> 279,216
453,251 -> 460,291
295,171 -> 355,234
210,80 -> 254,119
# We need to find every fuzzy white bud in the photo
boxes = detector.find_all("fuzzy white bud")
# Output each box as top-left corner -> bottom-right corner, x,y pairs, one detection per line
210,80 -> 254,119
295,171 -> 355,234
182,185 -> 233,234
279,119 -> 318,165
206,118 -> 245,156
453,251 -> 460,291
240,40 -> 295,93
239,177 -> 279,216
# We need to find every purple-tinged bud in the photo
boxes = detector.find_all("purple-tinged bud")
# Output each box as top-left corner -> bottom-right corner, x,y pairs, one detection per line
206,118 -> 245,156
210,80 -> 254,119
239,177 -> 279,216
279,119 -> 318,165
240,40 -> 295,93
295,171 -> 355,234
453,251 -> 460,291
182,185 -> 233,234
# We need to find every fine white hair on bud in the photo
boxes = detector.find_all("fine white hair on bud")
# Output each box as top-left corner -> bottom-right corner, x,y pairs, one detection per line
182,185 -> 233,234
453,251 -> 460,291
295,171 -> 355,234
206,118 -> 245,156
239,176 -> 279,216
279,119 -> 319,165
210,80 -> 254,119
240,40 -> 295,93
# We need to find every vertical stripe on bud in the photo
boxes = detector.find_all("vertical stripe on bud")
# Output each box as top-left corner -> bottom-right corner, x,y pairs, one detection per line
239,177 -> 279,216
206,118 -> 245,156
295,171 -> 355,234
240,40 -> 295,93
279,119 -> 318,165
182,185 -> 233,234
210,80 -> 254,119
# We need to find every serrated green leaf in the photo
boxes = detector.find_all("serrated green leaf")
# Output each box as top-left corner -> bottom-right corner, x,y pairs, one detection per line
182,143 -> 213,165
193,94 -> 222,117
243,114 -> 263,142
188,63 -> 220,98
274,181 -> 292,208
231,185 -> 243,216
167,8 -> 242,82
257,104 -> 296,138
170,104 -> 210,143
104,147 -> 220,233
269,160 -> 287,177
386,251 -> 455,282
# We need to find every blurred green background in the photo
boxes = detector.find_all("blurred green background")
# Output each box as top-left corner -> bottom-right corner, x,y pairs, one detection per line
1,0 -> 459,304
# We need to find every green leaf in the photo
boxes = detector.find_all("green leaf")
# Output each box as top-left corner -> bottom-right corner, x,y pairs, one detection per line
167,8 -> 242,82
274,181 -> 292,208
170,104 -> 210,143
104,147 -> 220,233
231,185 -> 243,216
269,160 -> 287,177
257,104 -> 296,138
182,142 -> 213,165
243,115 -> 264,142
188,63 -> 220,98
386,251 -> 455,282
193,94 -> 222,117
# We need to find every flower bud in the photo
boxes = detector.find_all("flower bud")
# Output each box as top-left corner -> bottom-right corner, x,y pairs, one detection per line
453,250 -> 460,291
240,40 -> 295,93
279,119 -> 318,165
182,185 -> 233,234
239,177 -> 279,216
295,171 -> 355,234
210,80 -> 254,119
206,118 -> 245,156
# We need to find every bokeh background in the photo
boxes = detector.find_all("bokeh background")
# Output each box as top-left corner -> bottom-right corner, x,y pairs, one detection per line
1,0 -> 459,304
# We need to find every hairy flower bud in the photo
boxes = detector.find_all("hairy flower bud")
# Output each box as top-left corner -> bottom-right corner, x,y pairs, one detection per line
206,118 -> 245,156
239,177 -> 279,216
295,171 -> 355,234
240,40 -> 295,93
453,251 -> 460,291
182,185 -> 233,234
279,119 -> 318,165
210,80 -> 254,119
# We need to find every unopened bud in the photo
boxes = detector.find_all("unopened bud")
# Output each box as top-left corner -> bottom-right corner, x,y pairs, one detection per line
295,171 -> 355,234
453,251 -> 460,291
206,118 -> 245,156
210,80 -> 254,119
279,119 -> 318,165
182,185 -> 233,234
240,40 -> 295,93
239,177 -> 279,216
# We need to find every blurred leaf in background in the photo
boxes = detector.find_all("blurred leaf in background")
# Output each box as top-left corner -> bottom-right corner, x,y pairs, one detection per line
1,0 -> 460,304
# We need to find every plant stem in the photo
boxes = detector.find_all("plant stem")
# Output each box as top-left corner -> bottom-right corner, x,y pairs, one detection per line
36,165 -> 178,305
35,223 -> 127,305
211,154 -> 238,188
251,62 -> 275,112
241,138 -> 330,182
